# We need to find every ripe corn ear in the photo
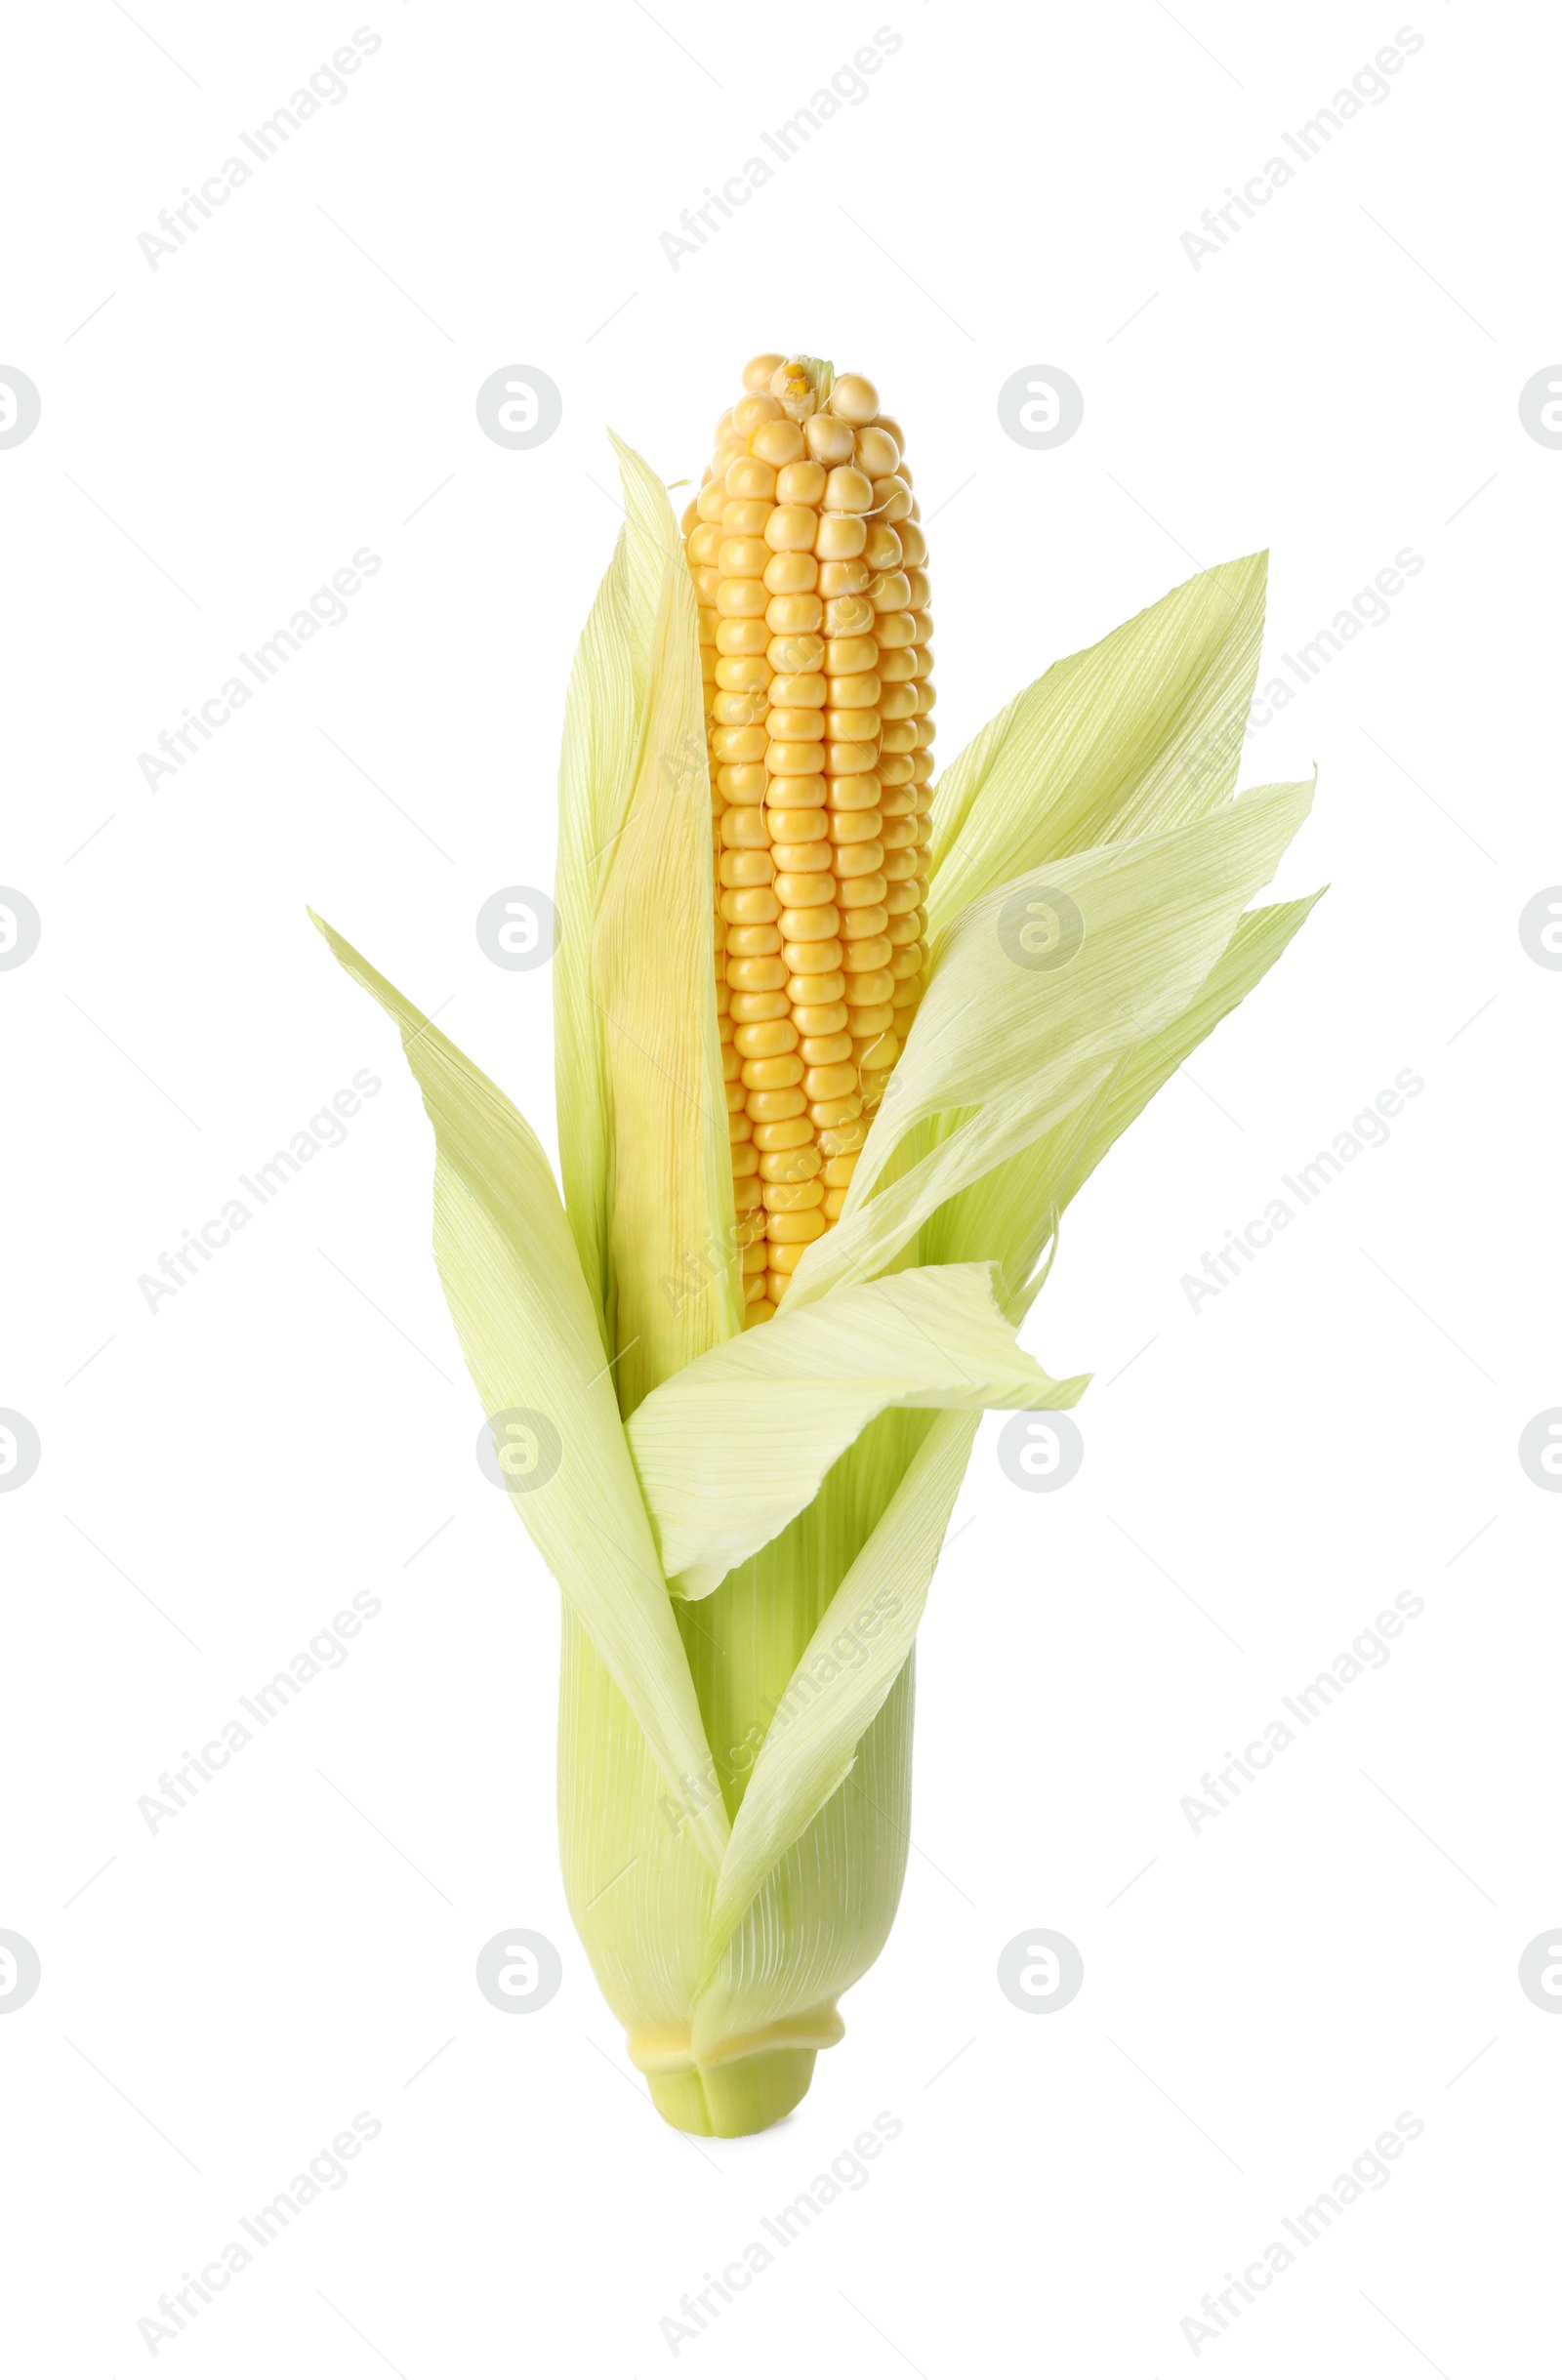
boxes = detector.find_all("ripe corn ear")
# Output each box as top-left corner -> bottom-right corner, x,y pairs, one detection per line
682,353 -> 935,1324
314,374 -> 1321,2142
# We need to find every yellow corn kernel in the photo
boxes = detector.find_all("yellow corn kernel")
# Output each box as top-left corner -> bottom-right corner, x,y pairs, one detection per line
728,923 -> 783,957
760,1145 -> 820,1182
814,513 -> 867,559
722,499 -> 774,538
719,887 -> 779,925
732,390 -> 782,433
854,425 -> 900,476
778,902 -> 840,941
718,848 -> 773,888
727,958 -> 787,995
767,1211 -> 827,1249
768,672 -> 827,707
789,969 -> 846,1003
763,551 -> 817,595
719,537 -> 771,578
762,744 -> 823,780
734,1018 -> 798,1057
717,658 -> 771,695
809,1097 -> 862,1130
776,460 -> 827,505
767,806 -> 827,841
819,556 -> 872,596
716,578 -> 768,618
769,636 -> 826,677
804,412 -> 856,463
751,417 -> 804,465
754,1115 -> 813,1150
766,710 -> 825,745
727,457 -> 777,499
762,1178 -> 824,1212
765,505 -> 819,552
742,1053 -> 803,1090
782,932 -> 842,968
717,622 -> 770,664
823,594 -> 876,637
794,1003 -> 849,1037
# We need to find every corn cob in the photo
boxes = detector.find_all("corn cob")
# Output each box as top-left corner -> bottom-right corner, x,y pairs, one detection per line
680,354 -> 935,1325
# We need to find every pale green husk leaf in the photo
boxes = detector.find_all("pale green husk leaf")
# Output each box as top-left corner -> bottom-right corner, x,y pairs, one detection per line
697,1410 -> 979,1991
925,551 -> 1268,932
786,779 -> 1314,1312
930,894 -> 1326,1304
554,432 -> 740,1410
310,914 -> 729,1874
627,1261 -> 1087,1596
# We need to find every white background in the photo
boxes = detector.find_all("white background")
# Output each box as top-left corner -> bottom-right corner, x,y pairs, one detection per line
3,1 -> 1556,2371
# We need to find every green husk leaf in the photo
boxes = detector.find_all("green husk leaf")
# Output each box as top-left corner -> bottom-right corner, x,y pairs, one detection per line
785,779 -> 1314,1311
311,913 -> 729,1874
554,432 -> 740,1410
926,552 -> 1267,935
927,894 -> 1326,1305
626,1261 -> 1088,1595
695,1410 -> 978,1999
